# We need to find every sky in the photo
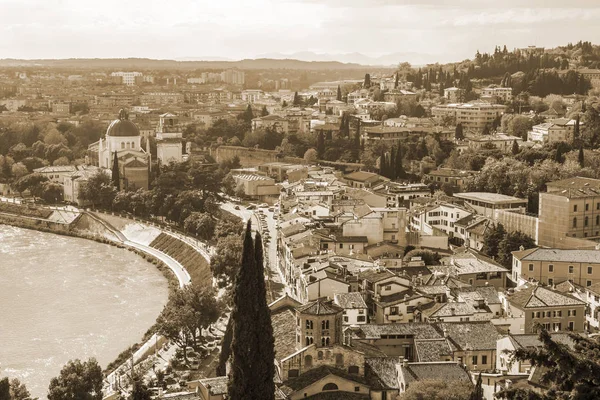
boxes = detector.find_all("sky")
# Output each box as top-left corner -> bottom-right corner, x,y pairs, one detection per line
1,0 -> 600,63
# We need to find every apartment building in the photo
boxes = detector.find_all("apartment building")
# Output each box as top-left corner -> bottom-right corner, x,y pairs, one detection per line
527,118 -> 579,144
511,247 -> 600,287
480,86 -> 513,103
453,192 -> 528,219
538,177 -> 600,247
503,284 -> 586,333
431,102 -> 506,133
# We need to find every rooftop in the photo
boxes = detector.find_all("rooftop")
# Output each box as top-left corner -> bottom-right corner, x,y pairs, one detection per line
513,248 -> 600,264
334,292 -> 368,309
296,298 -> 343,316
414,339 -> 452,362
454,192 -> 527,204
506,285 -> 586,309
400,362 -> 471,385
365,357 -> 401,390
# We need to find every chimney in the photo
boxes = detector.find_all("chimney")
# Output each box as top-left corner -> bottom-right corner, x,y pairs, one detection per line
450,307 -> 455,316
443,327 -> 448,338
402,358 -> 409,367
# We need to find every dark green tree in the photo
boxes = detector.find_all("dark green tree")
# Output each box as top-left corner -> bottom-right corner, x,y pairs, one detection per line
252,232 -> 275,400
396,145 -> 405,179
260,106 -> 269,117
228,220 -> 259,399
390,146 -> 397,180
364,73 -> 371,88
481,223 -> 506,260
47,358 -> 103,400
497,330 -> 600,400
0,379 -> 9,400
111,151 -> 120,191
455,123 -> 464,140
573,115 -> 580,144
336,85 -> 342,101
482,124 -> 491,135
293,92 -> 300,106
238,105 -> 254,123
498,230 -> 536,268
351,119 -> 361,162
130,377 -> 152,400
511,140 -> 520,155
579,145 -> 585,167
469,373 -> 483,400
316,131 -> 325,160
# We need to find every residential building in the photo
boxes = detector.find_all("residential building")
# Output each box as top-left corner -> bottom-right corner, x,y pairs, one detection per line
334,292 -> 368,325
527,118 -> 579,144
397,361 -> 471,394
424,168 -> 475,191
431,102 -> 506,133
511,247 -> 600,287
538,177 -> 600,246
443,87 -> 465,103
453,192 -> 528,219
502,284 -> 586,333
251,114 -> 290,134
343,171 -> 389,189
480,86 -> 513,103
579,68 -> 600,88
441,252 -> 509,289
383,90 -> 417,103
496,333 -> 574,375
467,133 -> 523,153
110,71 -> 142,86
156,112 -> 184,164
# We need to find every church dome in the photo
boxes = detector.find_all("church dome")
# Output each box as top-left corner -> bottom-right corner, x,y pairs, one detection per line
106,109 -> 140,137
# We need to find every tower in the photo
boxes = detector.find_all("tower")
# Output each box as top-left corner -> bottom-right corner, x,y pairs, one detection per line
295,298 -> 343,351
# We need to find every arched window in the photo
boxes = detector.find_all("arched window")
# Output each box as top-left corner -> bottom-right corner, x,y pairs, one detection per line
573,217 -> 577,228
321,337 -> 326,347
335,353 -> 344,366
305,337 -> 310,346
318,351 -> 323,360
323,383 -> 338,391
304,355 -> 312,368
306,320 -> 313,330
325,337 -> 330,346
121,142 -> 125,149
126,142 -> 130,149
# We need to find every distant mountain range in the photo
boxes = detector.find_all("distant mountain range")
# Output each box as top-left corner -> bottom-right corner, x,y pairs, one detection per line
254,51 -> 453,66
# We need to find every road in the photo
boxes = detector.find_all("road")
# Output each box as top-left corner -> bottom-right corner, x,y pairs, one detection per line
220,203 -> 287,301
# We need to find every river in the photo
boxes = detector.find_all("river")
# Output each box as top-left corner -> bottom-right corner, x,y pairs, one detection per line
0,225 -> 169,399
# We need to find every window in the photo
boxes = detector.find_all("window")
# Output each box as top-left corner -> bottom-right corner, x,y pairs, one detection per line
343,316 -> 348,322
529,264 -> 534,272
548,264 -> 554,272
574,205 -> 578,212
573,217 -> 577,228
306,320 -> 313,330
339,243 -> 343,249
323,383 -> 338,391
322,320 -> 329,330
569,266 -> 574,274
589,266 -> 593,275
304,355 -> 313,368
596,215 -> 599,226
585,216 -> 589,227
568,321 -> 575,331
586,204 -> 590,211
390,307 -> 399,315
335,354 -> 344,366
385,285 -> 392,291
548,278 -> 554,286
348,365 -> 359,374
588,280 -> 592,287
354,386 -> 360,392
357,315 -> 366,322
482,355 -> 488,365
318,351 -> 323,360
472,355 -> 478,365
553,323 -> 562,331
536,311 -> 541,318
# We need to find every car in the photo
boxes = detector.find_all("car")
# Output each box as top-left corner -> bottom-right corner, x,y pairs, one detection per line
246,205 -> 256,210
234,205 -> 240,210
258,203 -> 268,208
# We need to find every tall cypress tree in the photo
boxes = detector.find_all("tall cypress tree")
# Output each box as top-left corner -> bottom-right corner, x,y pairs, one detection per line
111,151 -> 120,191
379,149 -> 386,177
574,115 -> 580,144
579,145 -> 585,168
228,220 -> 257,399
316,131 -> 325,160
336,85 -> 342,101
390,146 -> 397,180
352,119 -> 361,162
396,145 -> 405,179
469,373 -> 484,400
252,232 -> 275,400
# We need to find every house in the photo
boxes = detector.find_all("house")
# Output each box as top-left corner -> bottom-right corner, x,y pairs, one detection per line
496,333 -> 574,375
424,168 -> 475,191
435,321 -> 501,371
443,87 -> 465,103
480,86 -> 513,103
364,357 -> 401,400
343,172 -> 389,189
334,292 -> 369,325
372,289 -> 434,324
421,302 -> 493,323
527,118 -> 579,144
502,284 -> 586,333
252,114 -> 290,134
442,251 -> 509,289
585,282 -> 600,331
190,377 -> 227,400
278,366 -> 371,400
511,247 -> 600,287
467,133 -> 523,154
397,361 -> 472,393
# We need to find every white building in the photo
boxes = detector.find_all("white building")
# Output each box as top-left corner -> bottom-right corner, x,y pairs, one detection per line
156,112 -> 183,164
110,71 -> 142,86
334,292 -> 368,325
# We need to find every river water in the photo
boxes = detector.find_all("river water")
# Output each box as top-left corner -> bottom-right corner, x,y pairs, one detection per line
0,225 -> 169,399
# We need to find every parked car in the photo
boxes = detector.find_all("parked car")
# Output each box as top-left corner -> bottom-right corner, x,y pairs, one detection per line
234,205 -> 240,210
